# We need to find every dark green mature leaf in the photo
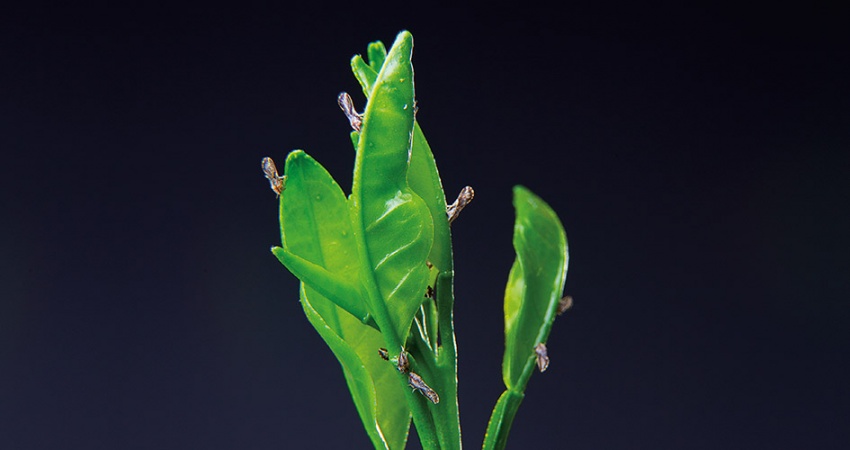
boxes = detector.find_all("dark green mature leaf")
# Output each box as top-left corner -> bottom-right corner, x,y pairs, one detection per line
350,31 -> 434,344
502,186 -> 569,390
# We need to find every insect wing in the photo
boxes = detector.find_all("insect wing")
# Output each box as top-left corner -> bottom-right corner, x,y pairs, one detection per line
557,295 -> 573,315
337,92 -> 362,132
408,372 -> 439,404
262,157 -> 277,180
447,186 -> 475,224
396,349 -> 409,373
261,156 -> 285,197
534,343 -> 550,372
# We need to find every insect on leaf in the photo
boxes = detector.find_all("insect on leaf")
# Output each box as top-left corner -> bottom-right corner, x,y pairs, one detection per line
502,186 -> 569,391
271,149 -> 411,448
350,31 -> 434,343
351,45 -> 451,272
301,285 -> 411,450
272,150 -> 371,325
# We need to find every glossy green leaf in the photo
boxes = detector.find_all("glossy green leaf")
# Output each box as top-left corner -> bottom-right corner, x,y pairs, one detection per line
352,43 -> 451,363
366,40 -> 387,73
300,285 -> 411,450
270,150 -> 371,325
503,185 -> 569,391
270,31 -> 466,450
353,34 -> 462,449
271,149 -> 411,448
351,54 -> 378,99
350,30 -> 434,345
352,39 -> 452,286
483,186 -> 569,450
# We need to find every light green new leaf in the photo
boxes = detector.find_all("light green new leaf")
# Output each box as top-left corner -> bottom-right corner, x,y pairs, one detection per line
300,285 -> 411,450
353,34 -> 462,449
350,31 -> 434,345
366,40 -> 387,73
484,186 -> 569,450
352,42 -> 447,354
271,149 -> 411,448
351,53 -> 378,99
351,44 -> 450,272
270,150 -> 371,325
503,185 -> 569,391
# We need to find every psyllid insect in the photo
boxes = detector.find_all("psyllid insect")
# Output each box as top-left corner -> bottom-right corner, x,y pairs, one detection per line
534,343 -> 549,372
447,186 -> 475,224
265,31 -> 573,447
261,157 -> 286,197
557,295 -> 573,315
396,348 -> 410,373
408,372 -> 439,404
378,347 -> 410,373
337,92 -> 363,132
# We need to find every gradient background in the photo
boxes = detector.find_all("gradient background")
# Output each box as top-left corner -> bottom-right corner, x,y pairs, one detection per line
2,4 -> 848,449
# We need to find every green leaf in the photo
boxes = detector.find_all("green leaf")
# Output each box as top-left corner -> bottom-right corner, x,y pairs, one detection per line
272,31 -> 462,450
353,34 -> 462,449
272,150 -> 371,325
350,30 -> 434,345
502,185 -> 569,391
367,40 -> 387,73
300,285 -> 411,450
272,246 -> 370,321
352,39 -> 451,355
352,40 -> 452,273
483,186 -> 569,450
409,125 -> 452,272
271,149 -> 411,448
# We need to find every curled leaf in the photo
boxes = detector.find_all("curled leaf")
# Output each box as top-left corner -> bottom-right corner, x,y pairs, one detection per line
502,186 -> 568,390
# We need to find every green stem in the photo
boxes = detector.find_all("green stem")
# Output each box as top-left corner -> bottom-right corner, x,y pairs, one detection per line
407,270 -> 461,449
434,270 -> 461,446
358,274 -> 439,450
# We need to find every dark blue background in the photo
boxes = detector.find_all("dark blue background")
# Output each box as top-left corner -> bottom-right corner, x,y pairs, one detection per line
2,3 -> 848,449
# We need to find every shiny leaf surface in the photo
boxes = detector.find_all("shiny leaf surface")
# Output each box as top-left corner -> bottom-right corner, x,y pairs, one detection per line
502,186 -> 569,390
301,285 -> 410,450
271,150 -> 369,324
271,150 -> 411,447
352,46 -> 451,272
350,31 -> 434,344
353,35 -> 462,449
483,186 -> 569,450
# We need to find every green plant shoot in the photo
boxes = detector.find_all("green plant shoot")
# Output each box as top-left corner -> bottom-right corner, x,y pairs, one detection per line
266,30 -> 570,449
